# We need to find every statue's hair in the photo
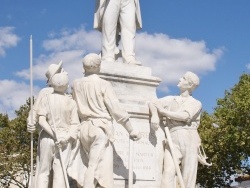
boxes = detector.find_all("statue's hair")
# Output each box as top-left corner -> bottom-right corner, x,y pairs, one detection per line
82,53 -> 101,70
185,71 -> 200,90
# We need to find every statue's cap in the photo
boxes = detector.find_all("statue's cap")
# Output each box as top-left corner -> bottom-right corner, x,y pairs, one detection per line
46,61 -> 63,83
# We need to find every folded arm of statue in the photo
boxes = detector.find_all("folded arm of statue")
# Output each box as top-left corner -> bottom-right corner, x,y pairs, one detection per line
38,115 -> 55,139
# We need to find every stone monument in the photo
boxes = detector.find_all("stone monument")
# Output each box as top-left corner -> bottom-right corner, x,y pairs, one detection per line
72,53 -> 141,188
90,1 -> 211,187
94,0 -> 142,65
28,1 -> 211,187
90,0 -> 166,187
149,72 -> 210,188
99,61 -> 165,188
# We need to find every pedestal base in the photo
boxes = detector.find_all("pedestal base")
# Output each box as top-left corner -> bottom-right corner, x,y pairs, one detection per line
99,62 -> 166,188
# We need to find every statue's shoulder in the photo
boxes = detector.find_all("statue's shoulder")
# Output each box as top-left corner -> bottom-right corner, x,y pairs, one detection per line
72,77 -> 86,87
40,87 -> 53,93
73,75 -> 110,87
189,96 -> 202,107
73,77 -> 83,83
90,74 -> 109,84
38,87 -> 54,98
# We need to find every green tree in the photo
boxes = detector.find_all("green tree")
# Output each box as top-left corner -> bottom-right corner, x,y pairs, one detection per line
0,114 -> 9,128
0,99 -> 38,188
197,73 -> 250,187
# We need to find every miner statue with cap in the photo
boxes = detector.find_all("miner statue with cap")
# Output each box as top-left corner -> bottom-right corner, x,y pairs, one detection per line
36,71 -> 80,188
27,61 -> 63,131
27,61 -> 63,188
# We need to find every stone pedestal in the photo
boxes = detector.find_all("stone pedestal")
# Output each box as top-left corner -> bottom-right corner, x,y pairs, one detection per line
99,62 -> 166,188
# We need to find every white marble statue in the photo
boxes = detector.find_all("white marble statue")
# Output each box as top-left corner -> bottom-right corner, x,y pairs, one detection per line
27,61 -> 63,188
94,0 -> 142,65
36,72 -> 80,188
72,53 -> 141,188
149,71 -> 203,188
27,61 -> 63,133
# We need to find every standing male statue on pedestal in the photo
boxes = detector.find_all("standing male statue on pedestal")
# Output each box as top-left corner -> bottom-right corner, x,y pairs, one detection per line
72,53 -> 141,188
149,72 -> 211,188
27,62 -> 63,188
37,72 -> 80,188
94,0 -> 142,65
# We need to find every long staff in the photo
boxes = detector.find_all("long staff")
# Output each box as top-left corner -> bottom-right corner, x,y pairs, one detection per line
45,94 -> 70,188
128,138 -> 134,188
164,127 -> 185,188
29,35 -> 34,188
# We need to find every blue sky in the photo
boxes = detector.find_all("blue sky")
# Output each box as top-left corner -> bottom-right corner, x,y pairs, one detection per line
0,0 -> 250,118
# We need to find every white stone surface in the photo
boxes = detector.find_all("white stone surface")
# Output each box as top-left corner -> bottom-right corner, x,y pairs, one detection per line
72,54 -> 141,188
149,72 -> 209,188
35,72 -> 80,188
94,0 -> 142,64
100,61 -> 161,112
99,61 -> 165,187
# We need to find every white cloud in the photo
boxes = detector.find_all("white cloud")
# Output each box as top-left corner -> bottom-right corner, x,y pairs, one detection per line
0,80 -> 40,119
43,26 -> 101,53
17,50 -> 85,84
0,27 -> 20,57
17,27 -> 223,86
16,27 -> 101,84
12,26 -> 223,117
246,63 -> 250,70
136,33 -> 223,87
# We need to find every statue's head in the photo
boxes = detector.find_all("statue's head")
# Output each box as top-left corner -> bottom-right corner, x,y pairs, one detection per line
50,72 -> 69,93
178,71 -> 200,92
46,61 -> 63,85
82,53 -> 101,74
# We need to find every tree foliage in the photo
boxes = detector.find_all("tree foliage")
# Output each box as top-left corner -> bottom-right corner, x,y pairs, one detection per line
197,73 -> 250,187
0,99 -> 38,188
0,114 -> 9,129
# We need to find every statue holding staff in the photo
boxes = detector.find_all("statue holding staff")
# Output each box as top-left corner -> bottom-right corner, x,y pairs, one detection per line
37,72 -> 80,188
27,61 -> 63,132
149,72 -> 211,188
28,67 -> 82,188
27,61 -> 63,187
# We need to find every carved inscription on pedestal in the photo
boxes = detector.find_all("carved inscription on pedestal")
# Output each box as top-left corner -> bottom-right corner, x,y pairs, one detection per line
113,118 -> 157,181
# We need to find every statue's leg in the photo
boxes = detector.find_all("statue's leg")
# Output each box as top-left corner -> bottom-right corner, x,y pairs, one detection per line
36,131 -> 54,188
52,143 -> 72,188
102,0 -> 121,62
181,130 -> 199,188
120,0 -> 138,64
84,126 -> 109,188
94,143 -> 114,188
